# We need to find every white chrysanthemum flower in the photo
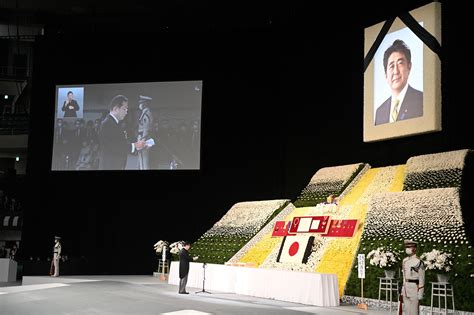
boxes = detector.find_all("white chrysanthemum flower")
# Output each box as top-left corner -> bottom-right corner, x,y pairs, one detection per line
406,149 -> 469,173
310,163 -> 363,184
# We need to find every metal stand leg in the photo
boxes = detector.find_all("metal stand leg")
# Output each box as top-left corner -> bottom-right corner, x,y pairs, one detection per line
195,263 -> 211,294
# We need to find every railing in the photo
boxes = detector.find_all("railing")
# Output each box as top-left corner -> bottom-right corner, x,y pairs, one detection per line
0,127 -> 28,135
0,65 -> 30,78
0,115 -> 29,135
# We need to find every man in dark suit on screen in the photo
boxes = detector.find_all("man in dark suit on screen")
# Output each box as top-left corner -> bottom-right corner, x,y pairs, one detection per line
98,95 -> 146,170
61,91 -> 81,118
375,39 -> 423,125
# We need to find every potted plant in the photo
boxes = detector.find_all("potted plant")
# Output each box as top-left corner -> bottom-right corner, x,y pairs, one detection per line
420,249 -> 453,283
367,246 -> 401,278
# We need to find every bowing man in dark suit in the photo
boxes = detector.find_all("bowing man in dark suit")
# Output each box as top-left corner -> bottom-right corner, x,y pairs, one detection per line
178,241 -> 198,294
98,95 -> 146,170
375,39 -> 423,125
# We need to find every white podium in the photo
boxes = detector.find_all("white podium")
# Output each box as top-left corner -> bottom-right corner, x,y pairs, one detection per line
0,258 -> 17,282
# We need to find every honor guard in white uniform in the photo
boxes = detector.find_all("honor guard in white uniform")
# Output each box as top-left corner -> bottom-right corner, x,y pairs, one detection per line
401,240 -> 425,315
137,95 -> 153,170
52,236 -> 62,277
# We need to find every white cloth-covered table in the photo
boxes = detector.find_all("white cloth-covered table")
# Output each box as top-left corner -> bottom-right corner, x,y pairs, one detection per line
168,261 -> 339,307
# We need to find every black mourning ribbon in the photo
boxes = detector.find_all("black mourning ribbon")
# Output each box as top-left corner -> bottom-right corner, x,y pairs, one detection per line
364,11 -> 442,72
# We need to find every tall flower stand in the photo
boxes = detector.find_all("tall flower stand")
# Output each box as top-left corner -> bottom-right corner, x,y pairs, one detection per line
158,260 -> 169,280
158,246 -> 169,281
378,277 -> 399,312
430,281 -> 455,314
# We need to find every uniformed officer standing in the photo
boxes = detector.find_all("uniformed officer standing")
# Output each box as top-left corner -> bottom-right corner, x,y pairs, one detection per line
52,236 -> 62,277
401,240 -> 425,315
137,95 -> 154,170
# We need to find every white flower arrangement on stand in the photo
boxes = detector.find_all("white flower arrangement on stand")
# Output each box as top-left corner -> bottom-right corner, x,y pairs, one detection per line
153,240 -> 169,254
420,249 -> 453,273
367,247 -> 400,278
169,241 -> 183,256
153,240 -> 171,279
367,247 -> 399,269
420,249 -> 454,283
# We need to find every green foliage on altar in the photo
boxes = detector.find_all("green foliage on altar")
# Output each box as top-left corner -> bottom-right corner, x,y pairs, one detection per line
294,163 -> 365,207
189,200 -> 290,264
403,169 -> 464,190
190,235 -> 253,264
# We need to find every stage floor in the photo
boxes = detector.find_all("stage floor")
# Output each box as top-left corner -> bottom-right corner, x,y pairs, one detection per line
1,275 -> 388,314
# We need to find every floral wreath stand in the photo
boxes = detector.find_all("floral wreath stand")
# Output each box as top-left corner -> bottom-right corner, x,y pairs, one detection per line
158,246 -> 169,281
384,269 -> 396,279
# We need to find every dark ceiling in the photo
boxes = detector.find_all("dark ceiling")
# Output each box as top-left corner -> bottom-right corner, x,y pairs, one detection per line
1,0 -> 436,33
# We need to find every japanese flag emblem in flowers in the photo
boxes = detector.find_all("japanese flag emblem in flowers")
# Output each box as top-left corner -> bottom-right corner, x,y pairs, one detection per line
276,234 -> 315,264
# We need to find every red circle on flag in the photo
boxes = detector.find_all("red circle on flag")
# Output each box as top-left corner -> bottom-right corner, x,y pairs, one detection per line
289,242 -> 299,256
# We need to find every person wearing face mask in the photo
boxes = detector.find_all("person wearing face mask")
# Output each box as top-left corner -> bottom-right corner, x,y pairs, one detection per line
53,118 -> 67,169
401,240 -> 425,315
50,236 -> 62,277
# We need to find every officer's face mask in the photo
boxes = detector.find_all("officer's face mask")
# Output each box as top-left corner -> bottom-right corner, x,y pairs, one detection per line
405,247 -> 414,255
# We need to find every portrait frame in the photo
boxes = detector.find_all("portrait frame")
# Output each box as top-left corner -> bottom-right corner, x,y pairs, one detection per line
363,2 -> 441,142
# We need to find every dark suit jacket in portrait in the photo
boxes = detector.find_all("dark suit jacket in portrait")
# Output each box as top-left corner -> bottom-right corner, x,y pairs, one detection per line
62,100 -> 80,118
98,114 -> 133,170
375,85 -> 423,125
179,248 -> 193,279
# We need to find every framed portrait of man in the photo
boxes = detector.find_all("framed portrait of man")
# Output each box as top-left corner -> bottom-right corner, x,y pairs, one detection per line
363,2 -> 441,142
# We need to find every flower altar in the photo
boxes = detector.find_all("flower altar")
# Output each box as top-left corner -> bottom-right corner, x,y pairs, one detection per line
228,202 -> 295,264
190,200 -> 289,264
404,149 -> 470,190
294,163 -> 367,207
316,165 -> 404,295
344,151 -> 474,311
